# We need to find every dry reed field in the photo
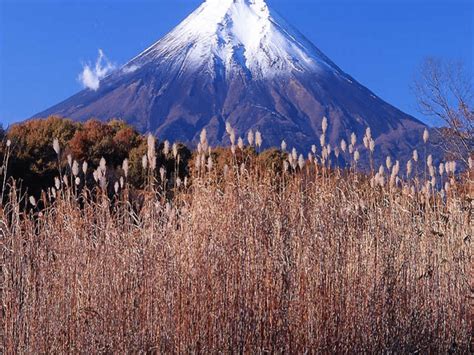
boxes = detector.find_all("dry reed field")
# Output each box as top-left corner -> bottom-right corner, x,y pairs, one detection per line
1,127 -> 473,353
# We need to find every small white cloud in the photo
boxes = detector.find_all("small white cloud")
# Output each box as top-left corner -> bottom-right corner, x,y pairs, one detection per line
78,49 -> 116,91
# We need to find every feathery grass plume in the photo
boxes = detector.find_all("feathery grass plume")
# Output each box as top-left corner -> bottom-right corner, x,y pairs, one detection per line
238,137 -> 244,150
184,176 -> 188,188
114,181 -> 119,194
150,156 -> 157,171
67,154 -> 73,167
53,138 -> 60,156
438,163 -> 445,176
207,156 -> 213,171
340,139 -> 347,153
72,160 -> 79,177
308,153 -> 313,163
29,196 -> 36,207
99,157 -> 107,174
406,160 -> 413,176
311,145 -> 317,154
231,145 -> 236,155
354,150 -> 360,163
225,121 -> 232,135
413,150 -> 419,162
322,147 -> 328,161
469,156 -> 473,169
322,116 -> 328,134
147,134 -> 156,163
451,161 -> 457,174
160,167 -> 166,182
423,128 -> 429,144
391,161 -> 400,177
349,144 -> 354,155
369,139 -> 375,153
334,147 -> 340,159
194,155 -> 201,170
120,176 -> 124,189
247,130 -> 254,146
200,129 -> 207,145
281,140 -> 287,152
427,154 -> 433,167
6,139 -> 11,147
141,155 -> 148,170
51,187 -> 57,199
163,140 -> 170,156
365,127 -> 372,141
319,134 -> 325,148
176,177 -> 182,188
99,176 -> 107,190
291,148 -> 298,162
298,154 -> 305,170
172,143 -> 178,159
326,144 -> 332,156
386,156 -> 392,170
351,132 -> 357,146
75,177 -> 81,186
255,131 -> 262,148
82,161 -> 88,175
92,170 -> 98,183
378,165 -> 385,176
283,160 -> 289,172
363,136 -> 369,150
54,177 -> 61,190
122,159 -> 129,178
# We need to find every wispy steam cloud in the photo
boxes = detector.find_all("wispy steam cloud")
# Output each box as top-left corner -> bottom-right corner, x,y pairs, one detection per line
78,49 -> 116,91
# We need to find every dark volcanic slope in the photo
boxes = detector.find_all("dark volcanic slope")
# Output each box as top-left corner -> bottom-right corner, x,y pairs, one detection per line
34,0 -> 426,161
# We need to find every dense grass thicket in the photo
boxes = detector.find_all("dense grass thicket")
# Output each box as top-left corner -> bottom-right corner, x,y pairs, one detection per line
1,121 -> 472,353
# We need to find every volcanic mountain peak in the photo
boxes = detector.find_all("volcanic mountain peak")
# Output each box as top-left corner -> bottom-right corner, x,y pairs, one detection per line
124,0 -> 340,79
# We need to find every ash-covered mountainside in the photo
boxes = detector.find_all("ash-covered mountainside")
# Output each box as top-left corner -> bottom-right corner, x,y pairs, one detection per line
35,0 -> 426,161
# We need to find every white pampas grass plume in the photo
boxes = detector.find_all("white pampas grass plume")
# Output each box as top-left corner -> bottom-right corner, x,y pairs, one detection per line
29,196 -> 36,207
406,160 -> 412,176
438,163 -> 444,176
340,139 -> 347,153
163,140 -> 170,156
72,160 -> 79,177
207,156 -> 213,171
322,116 -> 328,134
55,177 -> 61,190
147,134 -> 156,162
75,177 -> 81,186
386,156 -> 392,170
247,130 -> 254,146
255,131 -> 262,148
114,181 -> 119,194
423,128 -> 429,144
53,138 -> 60,155
142,155 -> 148,170
6,139 -> 11,147
326,144 -> 332,156
93,170 -> 99,183
176,177 -> 182,187
469,156 -> 473,169
67,154 -> 73,167
200,129 -> 207,145
354,150 -> 360,162
291,148 -> 298,162
150,156 -> 157,171
311,144 -> 317,154
225,121 -> 232,134
298,154 -> 305,170
281,140 -> 287,152
319,134 -> 325,148
120,176 -> 124,189
365,127 -> 372,141
349,144 -> 354,155
369,139 -> 375,153
238,137 -> 244,150
100,157 -> 107,173
283,161 -> 289,172
160,167 -> 166,182
351,132 -> 357,146
427,154 -> 433,167
231,145 -> 236,155
363,136 -> 369,150
413,150 -> 418,162
122,159 -> 129,178
172,143 -> 178,159
82,161 -> 88,175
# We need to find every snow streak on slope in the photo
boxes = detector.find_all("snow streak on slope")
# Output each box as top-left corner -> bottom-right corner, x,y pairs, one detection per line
123,0 -> 342,79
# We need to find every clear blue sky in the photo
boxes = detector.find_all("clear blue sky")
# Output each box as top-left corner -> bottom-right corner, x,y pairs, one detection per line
0,0 -> 472,127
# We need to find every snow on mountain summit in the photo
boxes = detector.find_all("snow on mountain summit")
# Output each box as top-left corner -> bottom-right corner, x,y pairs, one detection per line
124,0 -> 341,78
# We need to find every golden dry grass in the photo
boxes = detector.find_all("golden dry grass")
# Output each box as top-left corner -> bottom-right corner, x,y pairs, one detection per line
1,153 -> 472,353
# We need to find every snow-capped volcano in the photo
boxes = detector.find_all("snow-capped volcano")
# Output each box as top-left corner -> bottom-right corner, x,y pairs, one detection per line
125,0 -> 339,78
35,0 -> 426,161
